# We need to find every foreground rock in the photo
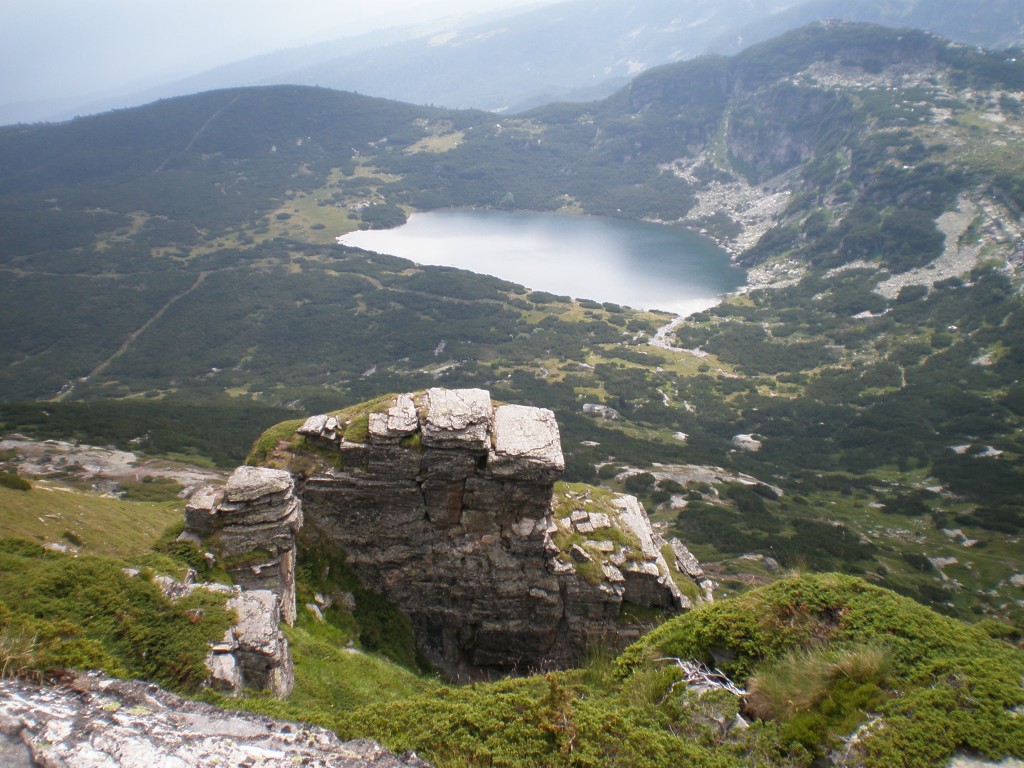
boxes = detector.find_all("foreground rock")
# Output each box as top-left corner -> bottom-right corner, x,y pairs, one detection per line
148,574 -> 294,698
188,388 -> 697,679
0,672 -> 428,768
184,465 -> 302,625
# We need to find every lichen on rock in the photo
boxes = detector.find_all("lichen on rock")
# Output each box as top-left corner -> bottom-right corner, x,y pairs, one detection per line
0,672 -> 428,768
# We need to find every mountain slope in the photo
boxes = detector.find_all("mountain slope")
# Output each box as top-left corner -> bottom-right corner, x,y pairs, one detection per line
2,22 -> 1024,620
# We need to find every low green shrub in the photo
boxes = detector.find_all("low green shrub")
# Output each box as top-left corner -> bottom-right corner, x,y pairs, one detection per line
0,472 -> 31,491
0,538 -> 232,690
616,573 -> 1024,766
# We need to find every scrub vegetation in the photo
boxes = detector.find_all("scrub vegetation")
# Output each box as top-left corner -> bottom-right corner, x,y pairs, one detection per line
1,21 -> 1024,767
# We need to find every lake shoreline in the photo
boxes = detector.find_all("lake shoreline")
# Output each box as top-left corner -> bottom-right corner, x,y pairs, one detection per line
336,209 -> 746,315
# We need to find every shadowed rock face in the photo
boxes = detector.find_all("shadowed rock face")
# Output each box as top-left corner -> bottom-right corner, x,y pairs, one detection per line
0,672 -> 429,768
294,388 -> 683,677
185,388 -> 690,682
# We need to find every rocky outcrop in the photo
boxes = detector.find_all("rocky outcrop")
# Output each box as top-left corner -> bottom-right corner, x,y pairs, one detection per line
207,588 -> 294,698
731,434 -> 763,452
184,465 -> 302,625
185,388 -> 696,680
582,402 -> 621,420
670,538 -> 716,603
292,388 -> 686,677
147,572 -> 294,698
0,672 -> 428,768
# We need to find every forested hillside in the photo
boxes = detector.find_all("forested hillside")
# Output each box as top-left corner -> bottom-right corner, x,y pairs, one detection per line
2,22 -> 1024,620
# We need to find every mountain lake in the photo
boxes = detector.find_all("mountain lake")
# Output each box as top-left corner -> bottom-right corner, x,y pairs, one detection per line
337,209 -> 746,315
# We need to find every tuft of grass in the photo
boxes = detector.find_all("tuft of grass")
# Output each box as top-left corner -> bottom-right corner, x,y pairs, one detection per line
744,644 -> 889,720
342,414 -> 370,444
0,621 -> 38,679
245,417 -> 306,466
119,477 -> 183,502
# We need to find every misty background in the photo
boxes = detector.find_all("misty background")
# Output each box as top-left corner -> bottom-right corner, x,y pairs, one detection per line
3,0 -> 1023,126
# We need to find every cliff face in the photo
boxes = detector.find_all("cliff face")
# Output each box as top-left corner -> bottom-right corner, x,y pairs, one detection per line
187,388 -> 692,681
294,388 -> 687,677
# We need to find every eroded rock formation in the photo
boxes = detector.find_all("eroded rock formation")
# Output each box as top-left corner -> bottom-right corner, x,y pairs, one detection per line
147,572 -> 294,698
290,388 -> 687,676
184,465 -> 302,625
0,672 -> 427,768
184,388 -> 696,682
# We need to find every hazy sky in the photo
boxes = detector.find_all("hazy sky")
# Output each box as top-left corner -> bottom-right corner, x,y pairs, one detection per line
0,0 -> 554,116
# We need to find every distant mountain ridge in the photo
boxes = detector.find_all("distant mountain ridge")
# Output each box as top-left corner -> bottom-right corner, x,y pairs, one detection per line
44,0 -> 1024,125
2,22 -> 1023,401
3,20 -> 1024,627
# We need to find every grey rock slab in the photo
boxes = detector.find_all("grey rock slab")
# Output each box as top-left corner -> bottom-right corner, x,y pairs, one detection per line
731,434 -> 763,452
0,673 -> 430,768
421,388 -> 492,450
612,495 -> 663,560
488,404 -> 564,477
298,414 -> 335,439
602,564 -> 625,583
205,651 -> 242,693
570,544 -> 593,563
230,590 -> 282,655
369,393 -> 419,442
224,466 -> 294,503
670,538 -> 705,579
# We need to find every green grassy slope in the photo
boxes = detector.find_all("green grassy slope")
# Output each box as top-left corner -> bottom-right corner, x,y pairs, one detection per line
224,573 -> 1024,768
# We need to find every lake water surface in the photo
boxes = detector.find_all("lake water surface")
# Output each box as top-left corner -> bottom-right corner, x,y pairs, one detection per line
338,210 -> 745,315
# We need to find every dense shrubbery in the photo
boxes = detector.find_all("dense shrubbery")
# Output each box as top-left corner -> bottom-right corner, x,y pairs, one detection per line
0,471 -> 30,491
229,575 -> 1024,768
0,539 -> 232,689
617,574 -> 1024,767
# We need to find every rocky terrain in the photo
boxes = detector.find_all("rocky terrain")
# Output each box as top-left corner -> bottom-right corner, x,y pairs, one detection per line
0,436 -> 224,496
186,388 -> 696,679
0,672 -> 428,768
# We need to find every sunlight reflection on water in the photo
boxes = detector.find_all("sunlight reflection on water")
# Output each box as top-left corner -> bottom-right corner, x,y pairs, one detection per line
338,210 -> 745,315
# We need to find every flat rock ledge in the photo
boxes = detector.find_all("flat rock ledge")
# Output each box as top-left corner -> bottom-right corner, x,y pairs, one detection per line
0,672 -> 429,768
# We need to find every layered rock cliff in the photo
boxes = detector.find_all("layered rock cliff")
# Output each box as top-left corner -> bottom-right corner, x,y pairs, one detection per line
184,466 -> 302,626
187,388 -> 695,681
